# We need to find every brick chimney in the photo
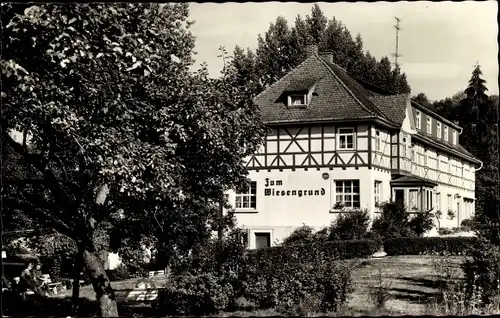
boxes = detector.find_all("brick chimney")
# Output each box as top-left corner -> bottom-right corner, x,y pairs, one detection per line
305,44 -> 318,56
318,50 -> 334,63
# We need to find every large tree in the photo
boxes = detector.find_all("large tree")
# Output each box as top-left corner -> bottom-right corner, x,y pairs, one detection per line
2,3 -> 263,316
454,65 -> 499,243
232,4 -> 411,97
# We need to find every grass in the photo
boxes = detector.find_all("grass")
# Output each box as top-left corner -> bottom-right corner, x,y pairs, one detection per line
2,255 -> 469,316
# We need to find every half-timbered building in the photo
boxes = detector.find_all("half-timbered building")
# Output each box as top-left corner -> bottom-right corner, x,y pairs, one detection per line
226,45 -> 482,249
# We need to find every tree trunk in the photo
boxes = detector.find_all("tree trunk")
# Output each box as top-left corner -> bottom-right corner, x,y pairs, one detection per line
71,250 -> 84,313
82,249 -> 118,317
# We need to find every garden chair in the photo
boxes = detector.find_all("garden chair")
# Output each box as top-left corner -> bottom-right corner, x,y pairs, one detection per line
41,274 -> 66,295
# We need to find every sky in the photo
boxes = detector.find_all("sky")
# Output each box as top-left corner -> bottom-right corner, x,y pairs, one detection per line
187,1 -> 498,101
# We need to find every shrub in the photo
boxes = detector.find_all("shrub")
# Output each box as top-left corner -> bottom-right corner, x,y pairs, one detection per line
243,239 -> 376,312
370,202 -> 435,240
328,209 -> 371,241
438,228 -> 454,235
369,202 -> 414,239
408,211 -> 434,237
369,266 -> 392,309
155,272 -> 234,316
384,237 -> 478,256
461,237 -> 500,307
282,224 -> 316,246
460,218 -> 478,231
312,227 -> 329,242
243,252 -> 353,314
169,228 -> 250,310
106,263 -> 133,281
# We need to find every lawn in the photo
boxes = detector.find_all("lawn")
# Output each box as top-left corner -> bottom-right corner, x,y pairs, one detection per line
4,255 -> 466,316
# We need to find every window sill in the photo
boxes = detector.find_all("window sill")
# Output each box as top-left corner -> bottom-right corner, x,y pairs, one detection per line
329,208 -> 359,213
233,209 -> 259,214
337,148 -> 355,152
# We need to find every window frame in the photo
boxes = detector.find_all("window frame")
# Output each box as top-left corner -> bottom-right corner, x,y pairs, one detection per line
402,136 -> 408,157
235,181 -> 257,210
287,94 -> 308,107
437,122 -> 442,138
374,180 -> 382,206
375,130 -> 381,152
444,125 -> 448,142
337,127 -> 355,150
334,179 -> 360,208
415,111 -> 421,129
426,117 -> 431,134
452,130 -> 457,145
409,189 -> 420,211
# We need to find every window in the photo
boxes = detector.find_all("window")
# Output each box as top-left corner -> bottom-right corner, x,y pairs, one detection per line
335,180 -> 360,208
415,111 -> 421,129
374,181 -> 382,206
426,190 -> 433,210
411,144 -> 416,162
424,149 -> 428,166
375,130 -> 381,151
402,136 -> 407,157
437,122 -> 442,138
254,232 -> 271,249
447,194 -> 452,211
235,181 -> 257,209
338,128 -> 355,150
409,190 -> 419,211
288,94 -> 306,106
452,130 -> 457,145
426,117 -> 431,134
441,160 -> 447,173
436,193 -> 441,212
444,126 -> 448,142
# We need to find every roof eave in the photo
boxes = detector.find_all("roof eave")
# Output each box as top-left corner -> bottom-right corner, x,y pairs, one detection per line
264,116 -> 400,129
411,101 -> 462,130
412,133 -> 481,165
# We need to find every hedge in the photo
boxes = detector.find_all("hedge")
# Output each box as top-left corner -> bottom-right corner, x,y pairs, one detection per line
247,239 -> 381,263
384,237 -> 478,256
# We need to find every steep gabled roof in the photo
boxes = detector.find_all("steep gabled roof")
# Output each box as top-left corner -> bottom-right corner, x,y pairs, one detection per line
253,51 -> 479,165
369,94 -> 410,125
254,53 -> 384,125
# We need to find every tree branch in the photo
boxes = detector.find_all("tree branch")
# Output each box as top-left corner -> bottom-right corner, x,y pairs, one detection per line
3,195 -> 75,240
4,130 -> 77,217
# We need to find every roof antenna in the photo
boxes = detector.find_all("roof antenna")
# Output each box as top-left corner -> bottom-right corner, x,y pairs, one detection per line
392,17 -> 402,68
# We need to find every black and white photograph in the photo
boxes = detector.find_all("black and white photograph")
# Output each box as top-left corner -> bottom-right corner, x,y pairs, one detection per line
2,1 -> 499,317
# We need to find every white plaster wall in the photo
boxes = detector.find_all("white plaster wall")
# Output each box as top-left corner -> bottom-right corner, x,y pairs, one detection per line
228,167 -> 374,246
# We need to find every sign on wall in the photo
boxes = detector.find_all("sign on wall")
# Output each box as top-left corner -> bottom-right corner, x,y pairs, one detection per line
264,178 -> 325,197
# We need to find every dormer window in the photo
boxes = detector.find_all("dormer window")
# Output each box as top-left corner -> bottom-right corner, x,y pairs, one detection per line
426,117 -> 431,134
452,130 -> 457,145
415,111 -> 421,130
444,126 -> 448,142
437,122 -> 442,138
288,94 -> 307,107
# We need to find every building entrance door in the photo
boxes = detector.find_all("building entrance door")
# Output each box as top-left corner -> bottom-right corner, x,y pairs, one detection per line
255,232 -> 271,249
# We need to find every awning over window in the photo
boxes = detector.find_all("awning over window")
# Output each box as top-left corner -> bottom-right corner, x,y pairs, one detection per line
390,175 -> 437,188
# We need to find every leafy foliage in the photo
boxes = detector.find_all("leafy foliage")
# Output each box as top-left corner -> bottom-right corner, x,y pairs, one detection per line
228,4 -> 410,98
370,202 -> 434,240
462,237 -> 500,306
328,210 -> 371,241
244,249 -> 354,314
156,272 -> 234,316
408,211 -> 435,237
281,224 -> 316,246
2,3 -> 264,316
